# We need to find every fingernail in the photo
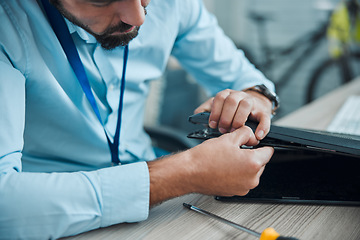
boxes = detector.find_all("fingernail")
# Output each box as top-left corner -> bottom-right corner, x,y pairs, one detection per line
219,128 -> 227,134
209,121 -> 217,129
257,130 -> 264,139
230,128 -> 236,132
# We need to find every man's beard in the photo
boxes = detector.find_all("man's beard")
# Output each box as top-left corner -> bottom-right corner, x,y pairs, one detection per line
90,23 -> 140,50
50,0 -> 142,50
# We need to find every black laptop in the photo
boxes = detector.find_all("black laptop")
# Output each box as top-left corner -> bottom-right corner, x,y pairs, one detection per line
215,149 -> 360,205
188,112 -> 360,205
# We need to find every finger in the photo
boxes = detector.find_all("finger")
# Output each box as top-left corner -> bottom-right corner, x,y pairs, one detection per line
257,164 -> 266,179
228,126 -> 258,147
218,91 -> 249,133
253,113 -> 271,140
235,189 -> 250,197
252,146 -> 274,166
231,96 -> 254,131
194,98 -> 214,114
209,89 -> 232,129
249,165 -> 266,190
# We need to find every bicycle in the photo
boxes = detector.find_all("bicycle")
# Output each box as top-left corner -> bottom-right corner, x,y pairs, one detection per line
246,0 -> 360,104
307,0 -> 360,103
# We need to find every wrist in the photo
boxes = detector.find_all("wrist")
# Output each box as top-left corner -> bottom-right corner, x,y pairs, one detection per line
147,150 -> 196,205
244,84 -> 280,115
246,90 -> 273,110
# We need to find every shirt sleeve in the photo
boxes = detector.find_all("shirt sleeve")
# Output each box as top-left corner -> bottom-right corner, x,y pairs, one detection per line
171,0 -> 275,95
0,58 -> 150,239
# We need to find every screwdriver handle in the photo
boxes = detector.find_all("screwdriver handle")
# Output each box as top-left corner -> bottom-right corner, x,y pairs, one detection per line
260,228 -> 299,240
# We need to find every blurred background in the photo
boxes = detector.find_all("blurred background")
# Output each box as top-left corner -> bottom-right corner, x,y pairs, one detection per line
145,0 -> 360,135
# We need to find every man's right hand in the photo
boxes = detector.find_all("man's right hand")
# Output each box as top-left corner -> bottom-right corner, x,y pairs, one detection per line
147,126 -> 274,205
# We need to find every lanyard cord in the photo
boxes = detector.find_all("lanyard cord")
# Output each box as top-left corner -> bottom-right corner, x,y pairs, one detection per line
41,0 -> 128,165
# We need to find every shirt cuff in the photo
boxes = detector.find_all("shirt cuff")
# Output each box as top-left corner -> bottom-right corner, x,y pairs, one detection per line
98,161 -> 150,227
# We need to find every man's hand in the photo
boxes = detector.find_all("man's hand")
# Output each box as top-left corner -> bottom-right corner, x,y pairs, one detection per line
194,89 -> 273,140
147,126 -> 274,205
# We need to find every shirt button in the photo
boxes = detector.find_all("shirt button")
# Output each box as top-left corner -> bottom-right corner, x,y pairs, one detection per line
108,84 -> 115,91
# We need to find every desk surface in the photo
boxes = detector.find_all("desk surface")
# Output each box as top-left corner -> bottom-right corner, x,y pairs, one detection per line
65,78 -> 360,240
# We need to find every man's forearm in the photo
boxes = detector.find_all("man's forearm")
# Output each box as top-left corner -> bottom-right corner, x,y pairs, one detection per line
148,150 -> 195,205
0,163 -> 150,239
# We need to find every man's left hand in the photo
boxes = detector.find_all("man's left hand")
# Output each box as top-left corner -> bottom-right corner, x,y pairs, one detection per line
194,89 -> 273,140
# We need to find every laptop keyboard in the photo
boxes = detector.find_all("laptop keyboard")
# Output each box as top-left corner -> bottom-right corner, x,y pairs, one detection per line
327,95 -> 360,135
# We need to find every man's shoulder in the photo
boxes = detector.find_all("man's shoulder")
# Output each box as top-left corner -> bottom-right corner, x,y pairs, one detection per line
145,0 -> 202,30
148,0 -> 200,15
0,1 -> 28,53
0,0 -> 44,72
0,0 -> 38,14
0,0 -> 42,33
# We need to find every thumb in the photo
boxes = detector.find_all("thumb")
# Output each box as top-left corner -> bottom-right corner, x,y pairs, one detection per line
252,146 -> 274,166
227,126 -> 259,147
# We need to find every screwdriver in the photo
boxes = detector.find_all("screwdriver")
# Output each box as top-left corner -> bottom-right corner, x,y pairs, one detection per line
183,203 -> 299,240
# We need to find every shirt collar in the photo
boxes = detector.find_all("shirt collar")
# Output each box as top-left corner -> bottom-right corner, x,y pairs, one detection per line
64,18 -> 97,44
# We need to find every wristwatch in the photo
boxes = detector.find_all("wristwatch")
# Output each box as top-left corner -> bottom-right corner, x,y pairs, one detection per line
244,84 -> 280,115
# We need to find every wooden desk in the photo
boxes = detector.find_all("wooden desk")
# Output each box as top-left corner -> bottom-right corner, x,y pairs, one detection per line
275,77 -> 360,130
65,78 -> 360,240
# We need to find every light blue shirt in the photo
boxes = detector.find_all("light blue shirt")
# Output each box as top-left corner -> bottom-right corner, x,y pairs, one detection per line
0,0 -> 274,239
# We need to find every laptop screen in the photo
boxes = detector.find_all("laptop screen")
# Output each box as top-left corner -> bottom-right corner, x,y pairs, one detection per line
216,149 -> 360,205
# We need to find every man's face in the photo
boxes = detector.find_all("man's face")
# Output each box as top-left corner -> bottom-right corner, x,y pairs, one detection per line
50,0 -> 150,50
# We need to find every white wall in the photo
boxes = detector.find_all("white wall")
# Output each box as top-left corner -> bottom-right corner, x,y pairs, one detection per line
203,0 -> 336,47
203,0 -> 248,44
203,0 -> 339,117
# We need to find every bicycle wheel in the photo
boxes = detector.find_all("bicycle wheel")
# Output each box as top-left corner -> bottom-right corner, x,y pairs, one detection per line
306,52 -> 360,103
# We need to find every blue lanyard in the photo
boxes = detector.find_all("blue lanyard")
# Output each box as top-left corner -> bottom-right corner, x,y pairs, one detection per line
41,0 -> 128,165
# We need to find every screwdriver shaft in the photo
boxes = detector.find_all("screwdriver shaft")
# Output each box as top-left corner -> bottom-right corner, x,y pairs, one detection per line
183,203 -> 261,238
